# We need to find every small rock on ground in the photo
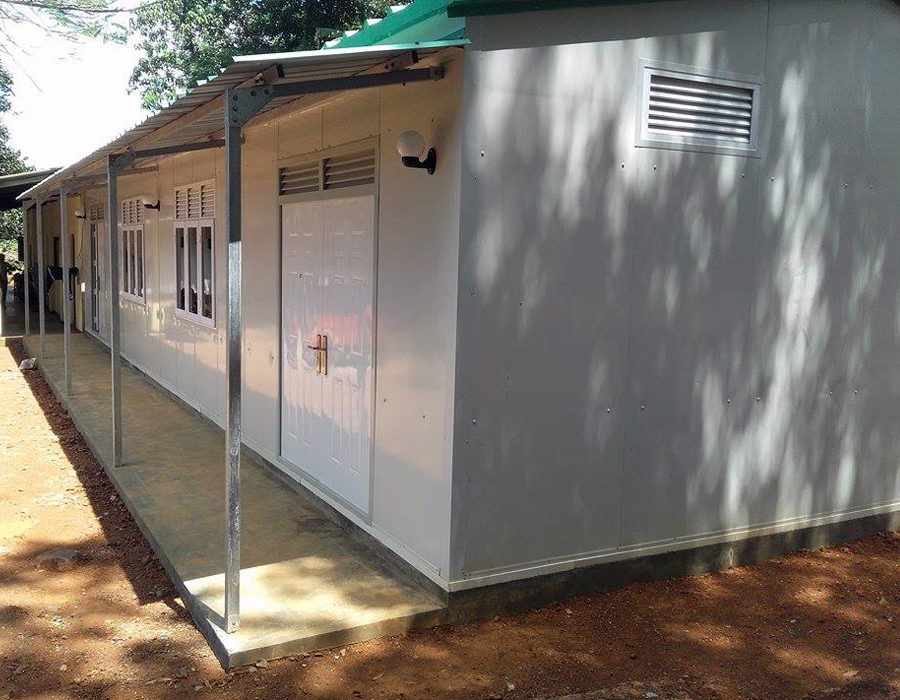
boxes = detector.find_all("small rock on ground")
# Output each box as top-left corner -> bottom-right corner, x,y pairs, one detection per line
33,548 -> 83,571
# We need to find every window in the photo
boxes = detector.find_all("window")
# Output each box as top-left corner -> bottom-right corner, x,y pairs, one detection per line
637,60 -> 761,156
119,198 -> 145,303
174,180 -> 215,325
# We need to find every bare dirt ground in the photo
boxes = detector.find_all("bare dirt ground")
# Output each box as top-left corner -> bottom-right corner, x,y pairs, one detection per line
4,337 -> 900,700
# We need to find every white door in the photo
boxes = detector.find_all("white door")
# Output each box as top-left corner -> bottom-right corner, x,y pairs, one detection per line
281,195 -> 375,514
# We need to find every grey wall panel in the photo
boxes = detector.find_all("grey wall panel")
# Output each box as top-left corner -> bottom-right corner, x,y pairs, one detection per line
622,148 -> 765,546
453,0 -> 900,584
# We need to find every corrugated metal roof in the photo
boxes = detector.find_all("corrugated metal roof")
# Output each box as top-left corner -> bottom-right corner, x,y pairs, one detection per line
0,168 -> 58,210
20,40 -> 465,201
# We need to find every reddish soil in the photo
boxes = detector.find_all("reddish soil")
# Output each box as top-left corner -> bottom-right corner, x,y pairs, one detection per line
3,336 -> 900,700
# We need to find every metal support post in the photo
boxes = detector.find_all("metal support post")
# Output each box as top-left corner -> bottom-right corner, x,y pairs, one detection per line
21,200 -> 30,337
107,152 -> 135,467
223,85 -> 272,634
61,188 -> 72,396
36,199 -> 45,358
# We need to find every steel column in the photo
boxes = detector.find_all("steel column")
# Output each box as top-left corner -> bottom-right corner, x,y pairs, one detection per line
36,199 -> 45,358
61,189 -> 72,396
224,99 -> 242,635
107,152 -> 135,467
21,200 -> 29,337
223,85 -> 273,634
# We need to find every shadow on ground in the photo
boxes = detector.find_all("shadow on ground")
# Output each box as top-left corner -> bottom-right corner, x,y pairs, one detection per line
5,337 -> 900,699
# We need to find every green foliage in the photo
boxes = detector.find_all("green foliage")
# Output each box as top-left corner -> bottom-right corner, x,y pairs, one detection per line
130,0 -> 394,110
0,59 -> 28,265
0,0 -> 126,266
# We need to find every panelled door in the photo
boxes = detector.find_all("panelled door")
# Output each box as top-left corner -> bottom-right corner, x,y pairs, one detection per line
281,194 -> 376,514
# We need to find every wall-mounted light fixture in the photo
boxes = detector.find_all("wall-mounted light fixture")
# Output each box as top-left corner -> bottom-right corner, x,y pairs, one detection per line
141,195 -> 160,211
74,209 -> 86,220
397,130 -> 436,175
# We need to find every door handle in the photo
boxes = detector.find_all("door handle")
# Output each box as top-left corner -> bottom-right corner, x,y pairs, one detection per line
307,334 -> 322,374
305,334 -> 328,375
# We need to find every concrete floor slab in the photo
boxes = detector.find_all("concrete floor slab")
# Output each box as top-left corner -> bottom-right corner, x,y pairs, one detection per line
20,320 -> 446,668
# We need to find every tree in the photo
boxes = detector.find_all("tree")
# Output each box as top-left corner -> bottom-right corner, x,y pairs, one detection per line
0,0 -> 127,264
0,0 -> 125,55
130,0 -> 394,110
0,62 -> 28,266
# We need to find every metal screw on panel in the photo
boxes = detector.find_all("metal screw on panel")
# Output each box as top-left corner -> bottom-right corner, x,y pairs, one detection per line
640,405 -> 645,411
756,397 -> 761,402
606,408 -> 611,413
726,399 -> 731,404
472,419 -> 477,425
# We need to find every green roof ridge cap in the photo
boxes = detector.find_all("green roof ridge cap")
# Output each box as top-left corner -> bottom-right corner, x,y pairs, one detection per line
447,0 -> 680,17
327,0 -> 454,49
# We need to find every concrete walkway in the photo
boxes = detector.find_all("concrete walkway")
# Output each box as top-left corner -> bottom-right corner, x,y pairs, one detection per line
21,325 -> 446,668
0,291 -> 25,339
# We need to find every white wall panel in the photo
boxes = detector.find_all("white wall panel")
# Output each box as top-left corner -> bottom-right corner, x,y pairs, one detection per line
240,122 -> 280,454
323,89 -> 380,148
372,57 -> 463,579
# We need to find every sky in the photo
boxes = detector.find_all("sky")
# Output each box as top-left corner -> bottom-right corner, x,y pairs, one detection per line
4,18 -> 147,170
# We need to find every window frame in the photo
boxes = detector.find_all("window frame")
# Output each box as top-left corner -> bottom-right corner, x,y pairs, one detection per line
173,179 -> 216,328
119,223 -> 146,305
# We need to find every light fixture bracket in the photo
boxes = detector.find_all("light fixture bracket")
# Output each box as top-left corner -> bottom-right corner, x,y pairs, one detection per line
401,148 -> 436,175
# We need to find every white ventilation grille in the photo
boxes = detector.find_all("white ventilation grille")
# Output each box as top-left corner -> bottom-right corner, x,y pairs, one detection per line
175,180 -> 215,220
175,187 -> 188,220
279,145 -> 376,197
187,186 -> 201,219
200,181 -> 215,218
639,64 -> 761,154
324,149 -> 376,190
279,160 -> 320,196
121,198 -> 144,225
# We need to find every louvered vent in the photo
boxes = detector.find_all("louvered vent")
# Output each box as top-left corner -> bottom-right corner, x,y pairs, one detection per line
279,160 -> 320,196
175,188 -> 188,220
187,186 -> 201,219
324,149 -> 376,191
279,145 -> 376,197
121,198 -> 143,225
200,181 -> 215,218
88,205 -> 103,222
175,180 -> 215,220
640,66 -> 760,152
